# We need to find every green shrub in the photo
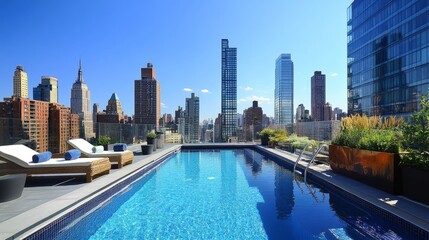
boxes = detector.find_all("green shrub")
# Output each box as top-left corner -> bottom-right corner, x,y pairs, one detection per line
401,151 -> 429,171
269,129 -> 287,146
146,132 -> 157,139
97,135 -> 111,145
331,128 -> 364,149
282,134 -> 318,149
401,93 -> 429,170
259,128 -> 275,146
357,129 -> 402,153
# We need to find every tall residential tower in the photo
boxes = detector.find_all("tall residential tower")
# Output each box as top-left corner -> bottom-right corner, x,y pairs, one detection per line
221,39 -> 237,142
13,66 -> 28,98
274,54 -> 294,126
311,71 -> 326,121
134,63 -> 161,129
185,93 -> 200,143
70,60 -> 94,140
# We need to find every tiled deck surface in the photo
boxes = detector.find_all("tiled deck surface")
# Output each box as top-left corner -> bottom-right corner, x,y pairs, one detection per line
0,144 -> 428,239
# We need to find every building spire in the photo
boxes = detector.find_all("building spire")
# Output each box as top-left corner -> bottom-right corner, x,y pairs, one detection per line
76,58 -> 84,83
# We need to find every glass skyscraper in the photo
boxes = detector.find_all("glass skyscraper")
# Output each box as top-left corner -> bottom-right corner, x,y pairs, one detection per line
347,0 -> 429,117
275,54 -> 294,126
221,39 -> 237,142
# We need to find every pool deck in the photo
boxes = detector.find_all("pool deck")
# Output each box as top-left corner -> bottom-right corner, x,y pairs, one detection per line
0,144 -> 428,239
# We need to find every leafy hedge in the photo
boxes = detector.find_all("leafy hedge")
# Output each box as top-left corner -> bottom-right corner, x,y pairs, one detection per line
401,94 -> 429,171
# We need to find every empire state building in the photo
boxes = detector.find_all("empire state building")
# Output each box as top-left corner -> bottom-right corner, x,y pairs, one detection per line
70,60 -> 95,140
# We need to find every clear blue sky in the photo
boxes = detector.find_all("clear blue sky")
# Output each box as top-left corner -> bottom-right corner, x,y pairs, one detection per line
0,0 -> 352,121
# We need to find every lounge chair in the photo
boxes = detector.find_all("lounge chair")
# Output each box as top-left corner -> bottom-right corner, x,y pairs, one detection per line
0,145 -> 111,183
67,139 -> 133,168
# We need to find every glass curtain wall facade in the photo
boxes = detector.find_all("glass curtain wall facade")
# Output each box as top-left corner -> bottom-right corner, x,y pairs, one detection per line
275,54 -> 294,126
221,39 -> 237,142
185,93 -> 200,143
347,0 -> 429,117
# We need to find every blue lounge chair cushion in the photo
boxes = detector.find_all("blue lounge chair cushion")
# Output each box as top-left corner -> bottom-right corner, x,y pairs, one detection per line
32,151 -> 52,163
113,143 -> 127,152
65,150 -> 81,160
92,146 -> 104,153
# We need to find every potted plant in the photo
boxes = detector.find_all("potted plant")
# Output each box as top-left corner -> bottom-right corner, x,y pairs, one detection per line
97,135 -> 111,151
329,114 -> 403,194
146,132 -> 157,145
400,94 -> 429,204
259,128 -> 274,146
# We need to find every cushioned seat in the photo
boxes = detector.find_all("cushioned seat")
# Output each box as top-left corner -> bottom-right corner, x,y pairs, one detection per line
67,139 -> 134,168
0,145 -> 111,182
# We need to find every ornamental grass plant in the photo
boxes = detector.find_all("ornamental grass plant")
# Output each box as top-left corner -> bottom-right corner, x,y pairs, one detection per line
332,114 -> 403,153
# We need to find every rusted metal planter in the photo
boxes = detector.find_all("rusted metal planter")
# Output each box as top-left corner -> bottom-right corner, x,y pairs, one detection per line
329,145 -> 401,194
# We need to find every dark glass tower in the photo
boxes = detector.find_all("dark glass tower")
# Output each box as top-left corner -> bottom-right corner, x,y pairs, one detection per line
347,0 -> 429,117
221,39 -> 237,142
275,54 -> 294,125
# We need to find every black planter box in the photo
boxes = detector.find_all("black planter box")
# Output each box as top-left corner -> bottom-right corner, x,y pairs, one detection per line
401,167 -> 429,205
141,145 -> 153,155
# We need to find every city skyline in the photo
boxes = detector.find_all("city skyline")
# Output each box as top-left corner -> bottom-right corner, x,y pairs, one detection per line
0,1 -> 351,121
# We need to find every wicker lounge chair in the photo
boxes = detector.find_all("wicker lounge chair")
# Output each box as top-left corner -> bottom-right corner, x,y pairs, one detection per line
0,145 -> 111,183
67,139 -> 133,168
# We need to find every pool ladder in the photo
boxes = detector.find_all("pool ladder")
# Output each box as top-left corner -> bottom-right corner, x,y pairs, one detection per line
293,143 -> 328,182
293,143 -> 328,203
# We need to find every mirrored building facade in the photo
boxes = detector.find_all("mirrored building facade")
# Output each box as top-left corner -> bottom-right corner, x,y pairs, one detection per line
347,0 -> 429,117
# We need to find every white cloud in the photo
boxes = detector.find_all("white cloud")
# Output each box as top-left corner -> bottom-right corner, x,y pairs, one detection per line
244,86 -> 253,91
330,73 -> 339,77
251,95 -> 270,102
238,95 -> 271,104
183,88 -> 193,92
161,102 -> 167,108
201,89 -> 210,93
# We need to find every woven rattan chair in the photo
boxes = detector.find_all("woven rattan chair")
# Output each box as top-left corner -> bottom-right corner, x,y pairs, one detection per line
0,145 -> 111,183
67,139 -> 133,168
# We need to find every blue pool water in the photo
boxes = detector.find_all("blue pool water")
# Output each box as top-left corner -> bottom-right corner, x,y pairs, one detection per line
51,149 -> 414,239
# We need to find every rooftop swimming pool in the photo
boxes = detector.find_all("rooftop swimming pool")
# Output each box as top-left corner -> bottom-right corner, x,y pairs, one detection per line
28,148 -> 421,239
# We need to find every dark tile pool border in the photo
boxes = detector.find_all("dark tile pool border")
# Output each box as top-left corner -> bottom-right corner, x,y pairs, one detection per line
254,146 -> 429,240
23,145 -> 428,240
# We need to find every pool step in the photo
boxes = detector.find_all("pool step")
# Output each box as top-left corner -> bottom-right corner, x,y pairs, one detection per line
318,227 -> 364,240
328,228 -> 353,239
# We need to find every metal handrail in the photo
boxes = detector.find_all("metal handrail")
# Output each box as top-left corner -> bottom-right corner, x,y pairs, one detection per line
293,142 -> 316,173
303,144 -> 328,182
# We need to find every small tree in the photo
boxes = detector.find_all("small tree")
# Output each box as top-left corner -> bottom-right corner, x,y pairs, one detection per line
269,129 -> 287,147
97,135 -> 111,145
401,94 -> 429,170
